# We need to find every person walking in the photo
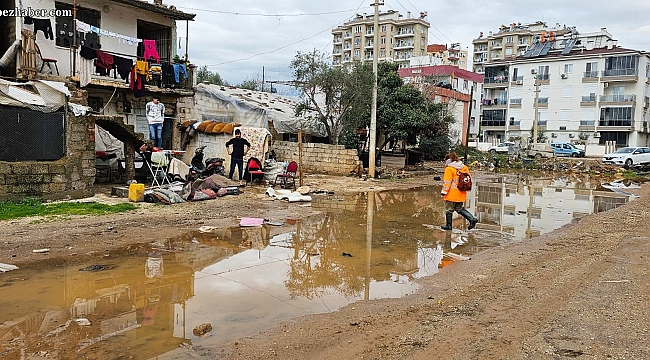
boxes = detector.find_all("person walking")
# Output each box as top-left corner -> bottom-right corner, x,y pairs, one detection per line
146,96 -> 165,148
225,129 -> 251,185
440,152 -> 478,231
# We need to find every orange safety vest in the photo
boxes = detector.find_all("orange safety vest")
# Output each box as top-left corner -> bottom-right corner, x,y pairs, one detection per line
441,164 -> 470,203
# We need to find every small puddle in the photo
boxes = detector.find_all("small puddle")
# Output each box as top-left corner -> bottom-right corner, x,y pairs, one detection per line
0,175 -> 633,358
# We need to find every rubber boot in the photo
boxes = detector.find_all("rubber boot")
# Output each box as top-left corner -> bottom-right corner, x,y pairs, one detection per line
440,212 -> 453,230
459,208 -> 478,230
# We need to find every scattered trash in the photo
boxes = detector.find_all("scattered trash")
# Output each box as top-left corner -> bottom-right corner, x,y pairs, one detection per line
32,248 -> 49,253
342,252 -> 353,257
74,318 -> 91,326
240,217 -> 264,227
79,265 -> 113,272
0,263 -> 19,272
265,221 -> 284,226
193,323 -> 212,336
107,226 -> 114,231
198,226 -> 219,233
433,176 -> 441,181
191,238 -> 200,244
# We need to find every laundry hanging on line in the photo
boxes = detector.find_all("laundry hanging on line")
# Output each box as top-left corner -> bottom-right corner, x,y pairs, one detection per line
75,19 -> 141,46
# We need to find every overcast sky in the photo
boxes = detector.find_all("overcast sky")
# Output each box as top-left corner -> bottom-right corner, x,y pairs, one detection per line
171,0 -> 650,86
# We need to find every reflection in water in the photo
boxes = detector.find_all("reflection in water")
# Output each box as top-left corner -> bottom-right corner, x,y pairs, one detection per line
0,175 -> 632,358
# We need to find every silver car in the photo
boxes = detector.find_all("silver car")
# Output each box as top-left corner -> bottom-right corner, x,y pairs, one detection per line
602,147 -> 650,167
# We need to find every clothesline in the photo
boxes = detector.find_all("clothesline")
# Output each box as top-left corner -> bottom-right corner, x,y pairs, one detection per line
75,19 -> 141,46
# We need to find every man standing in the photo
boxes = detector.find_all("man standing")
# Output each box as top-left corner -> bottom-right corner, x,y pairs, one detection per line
225,129 -> 250,185
146,96 -> 165,148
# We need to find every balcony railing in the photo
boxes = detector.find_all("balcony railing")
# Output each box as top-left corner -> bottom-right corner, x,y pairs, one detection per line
580,120 -> 595,126
512,76 -> 523,81
602,68 -> 638,77
599,120 -> 632,126
509,120 -> 521,126
510,98 -> 522,105
484,76 -> 509,84
581,95 -> 596,102
583,71 -> 598,78
537,97 -> 549,104
536,74 -> 550,81
481,120 -> 506,127
600,94 -> 636,102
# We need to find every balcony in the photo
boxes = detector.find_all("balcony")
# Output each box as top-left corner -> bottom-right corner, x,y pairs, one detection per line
394,42 -> 414,50
510,76 -> 524,85
482,98 -> 508,109
395,30 -> 415,38
580,95 -> 597,106
364,31 -> 374,37
510,98 -> 522,108
344,32 -> 352,38
333,37 -> 342,44
600,94 -> 636,104
535,73 -> 550,85
598,119 -> 633,131
579,120 -> 596,131
602,68 -> 638,82
509,120 -> 521,130
536,97 -> 549,108
483,75 -> 509,88
365,42 -> 374,49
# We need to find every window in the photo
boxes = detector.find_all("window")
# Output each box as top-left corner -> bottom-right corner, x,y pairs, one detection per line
354,37 -> 361,46
562,85 -> 572,98
505,48 -> 513,56
506,36 -> 514,44
585,62 -> 598,77
538,65 -> 549,75
381,25 -> 386,32
55,2 -> 100,48
354,50 -> 360,58
381,36 -> 386,44
380,49 -> 386,57
564,63 -> 573,74
354,26 -> 362,33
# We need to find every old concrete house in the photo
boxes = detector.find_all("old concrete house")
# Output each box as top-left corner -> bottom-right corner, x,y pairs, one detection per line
0,0 -> 196,198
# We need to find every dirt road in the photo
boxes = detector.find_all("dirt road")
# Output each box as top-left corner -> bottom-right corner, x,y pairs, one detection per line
1,171 -> 648,359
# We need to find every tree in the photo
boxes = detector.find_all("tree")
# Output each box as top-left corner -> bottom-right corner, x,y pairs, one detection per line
291,49 -> 373,144
196,65 -> 225,85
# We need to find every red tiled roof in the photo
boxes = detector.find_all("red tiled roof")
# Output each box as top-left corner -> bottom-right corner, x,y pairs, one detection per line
397,65 -> 483,83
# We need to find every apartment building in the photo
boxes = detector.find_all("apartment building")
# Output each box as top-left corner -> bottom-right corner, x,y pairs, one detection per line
331,10 -> 429,68
475,23 -> 650,153
472,21 -> 573,74
398,65 -> 482,144
427,43 -> 468,69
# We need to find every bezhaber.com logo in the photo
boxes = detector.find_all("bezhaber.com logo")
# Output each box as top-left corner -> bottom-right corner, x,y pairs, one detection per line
1,7 -> 73,17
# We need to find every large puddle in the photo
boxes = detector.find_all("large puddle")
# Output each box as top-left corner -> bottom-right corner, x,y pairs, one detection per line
0,175 -> 634,358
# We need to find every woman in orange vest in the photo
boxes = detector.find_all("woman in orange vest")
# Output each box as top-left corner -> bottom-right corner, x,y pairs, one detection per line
440,152 -> 478,230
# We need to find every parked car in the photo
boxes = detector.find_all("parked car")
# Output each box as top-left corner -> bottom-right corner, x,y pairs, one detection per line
602,147 -> 650,167
551,142 -> 585,157
487,141 -> 516,154
521,142 -> 555,159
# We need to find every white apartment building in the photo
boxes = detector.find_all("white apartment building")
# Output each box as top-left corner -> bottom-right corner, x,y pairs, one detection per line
476,25 -> 650,153
331,10 -> 429,68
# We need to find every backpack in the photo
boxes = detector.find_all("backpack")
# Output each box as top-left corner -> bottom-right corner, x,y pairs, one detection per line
457,170 -> 472,191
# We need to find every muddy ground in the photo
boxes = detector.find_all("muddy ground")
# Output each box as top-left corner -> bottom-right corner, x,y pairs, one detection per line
1,166 -> 649,359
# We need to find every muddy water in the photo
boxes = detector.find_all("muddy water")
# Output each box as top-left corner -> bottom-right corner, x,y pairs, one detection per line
0,175 -> 632,359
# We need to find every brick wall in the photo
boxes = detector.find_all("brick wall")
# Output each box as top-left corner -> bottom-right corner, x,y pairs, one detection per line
0,83 -> 96,201
272,141 -> 361,176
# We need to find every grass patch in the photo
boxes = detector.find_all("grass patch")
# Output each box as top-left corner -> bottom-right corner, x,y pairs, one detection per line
0,197 -> 137,221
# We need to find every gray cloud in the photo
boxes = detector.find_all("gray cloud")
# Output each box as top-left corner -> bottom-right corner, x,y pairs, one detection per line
172,0 -> 650,85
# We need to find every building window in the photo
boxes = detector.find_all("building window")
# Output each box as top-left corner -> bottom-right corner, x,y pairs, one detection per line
562,85 -> 572,98
585,62 -> 598,77
55,2 -> 100,48
380,49 -> 386,57
355,26 -> 362,33
506,36 -> 514,44
354,50 -> 360,58
381,36 -> 386,44
564,63 -> 573,74
354,37 -> 361,46
381,25 -> 386,32
505,48 -> 513,56
561,109 -> 570,120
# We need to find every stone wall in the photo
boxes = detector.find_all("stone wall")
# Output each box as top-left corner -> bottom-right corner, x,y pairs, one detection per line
0,83 -> 96,201
272,141 -> 361,176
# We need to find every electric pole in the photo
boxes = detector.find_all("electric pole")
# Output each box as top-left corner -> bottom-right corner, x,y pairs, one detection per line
532,76 -> 540,144
368,0 -> 381,178
464,85 -> 474,162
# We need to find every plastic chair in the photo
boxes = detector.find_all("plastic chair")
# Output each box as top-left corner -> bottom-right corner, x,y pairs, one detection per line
274,161 -> 298,191
142,151 -> 171,187
244,157 -> 265,185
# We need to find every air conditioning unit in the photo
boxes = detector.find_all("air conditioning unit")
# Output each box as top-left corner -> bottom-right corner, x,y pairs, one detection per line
593,132 -> 601,138
515,80 -> 523,85
569,133 -> 575,138
603,82 -> 609,88
560,73 -> 567,79
530,69 -> 537,74
551,132 -> 558,138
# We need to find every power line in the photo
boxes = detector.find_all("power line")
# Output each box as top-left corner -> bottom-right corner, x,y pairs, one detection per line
203,2 -> 370,68
174,6 -> 362,17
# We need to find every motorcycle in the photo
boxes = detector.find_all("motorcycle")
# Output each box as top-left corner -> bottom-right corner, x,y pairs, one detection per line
188,145 -> 225,180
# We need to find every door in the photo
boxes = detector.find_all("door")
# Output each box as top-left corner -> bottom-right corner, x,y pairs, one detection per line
612,85 -> 625,102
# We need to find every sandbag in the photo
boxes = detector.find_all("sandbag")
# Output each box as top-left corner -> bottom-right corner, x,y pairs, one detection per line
196,120 -> 213,132
221,123 -> 234,134
204,121 -> 218,133
212,122 -> 226,133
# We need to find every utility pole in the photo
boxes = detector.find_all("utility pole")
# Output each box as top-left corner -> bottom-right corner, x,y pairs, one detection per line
532,75 -> 540,144
368,0 -> 381,178
464,85 -> 474,162
262,66 -> 265,92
